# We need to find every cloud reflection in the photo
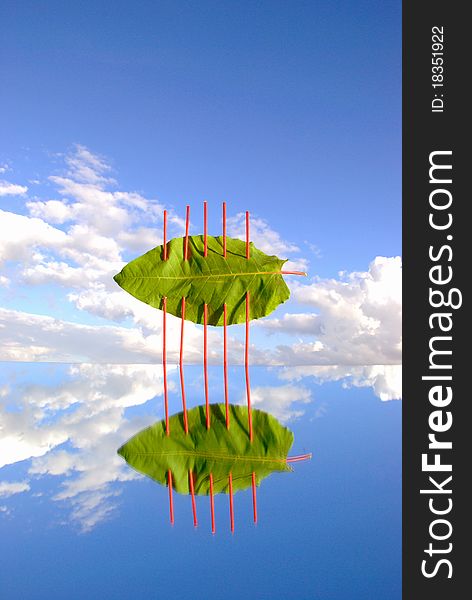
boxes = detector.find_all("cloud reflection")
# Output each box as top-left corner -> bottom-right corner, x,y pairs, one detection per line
1,364 -> 170,531
278,364 -> 402,401
0,362 -> 400,531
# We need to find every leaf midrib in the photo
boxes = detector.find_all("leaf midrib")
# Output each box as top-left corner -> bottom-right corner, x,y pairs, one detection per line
118,271 -> 283,281
122,449 -> 288,463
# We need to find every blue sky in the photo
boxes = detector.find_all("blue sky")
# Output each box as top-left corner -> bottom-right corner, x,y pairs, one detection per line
1,0 -> 400,273
0,0 -> 401,373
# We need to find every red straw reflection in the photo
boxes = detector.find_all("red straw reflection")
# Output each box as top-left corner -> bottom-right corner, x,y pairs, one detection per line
223,303 -> 229,429
189,470 -> 198,527
251,472 -> 257,524
286,453 -> 312,463
245,292 -> 253,442
162,211 -> 170,435
228,473 -> 234,533
204,303 -> 210,429
245,212 -> 253,441
168,470 -> 174,525
162,297 -> 169,436
209,473 -> 215,534
179,297 -> 189,434
222,202 -> 230,429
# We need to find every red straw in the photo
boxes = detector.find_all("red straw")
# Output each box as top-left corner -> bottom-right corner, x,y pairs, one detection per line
163,209 -> 168,260
162,296 -> 169,436
245,292 -> 253,442
184,204 -> 190,260
245,210 -> 250,259
228,472 -> 234,533
179,297 -> 189,434
189,470 -> 198,527
222,202 -> 227,258
168,469 -> 174,525
223,303 -> 229,429
203,201 -> 208,257
204,303 -> 210,429
251,472 -> 257,524
209,473 -> 215,534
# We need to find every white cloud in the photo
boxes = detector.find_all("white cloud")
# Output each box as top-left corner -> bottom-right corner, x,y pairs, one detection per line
0,305 -> 216,364
0,209 -> 67,265
226,212 -> 308,272
0,481 -> 31,498
117,226 -> 162,253
0,304 -> 271,367
26,199 -> 74,224
64,144 -> 115,185
0,147 -> 190,364
304,241 -> 322,259
260,256 -> 402,366
5,147 -> 176,299
227,212 -> 303,258
0,181 -> 27,196
0,307 -> 202,363
256,312 -> 320,335
284,257 -> 310,273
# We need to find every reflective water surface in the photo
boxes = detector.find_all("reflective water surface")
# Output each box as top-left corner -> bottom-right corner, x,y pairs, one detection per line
0,363 -> 401,599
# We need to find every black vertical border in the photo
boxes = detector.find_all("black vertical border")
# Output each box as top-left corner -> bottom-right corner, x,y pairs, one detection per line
403,3 -> 466,598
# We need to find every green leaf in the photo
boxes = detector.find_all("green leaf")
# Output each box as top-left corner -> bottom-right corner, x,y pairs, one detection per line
117,404 -> 294,495
113,235 -> 290,325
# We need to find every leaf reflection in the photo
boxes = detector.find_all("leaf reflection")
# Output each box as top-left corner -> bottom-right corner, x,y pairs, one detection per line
118,404 -> 295,495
